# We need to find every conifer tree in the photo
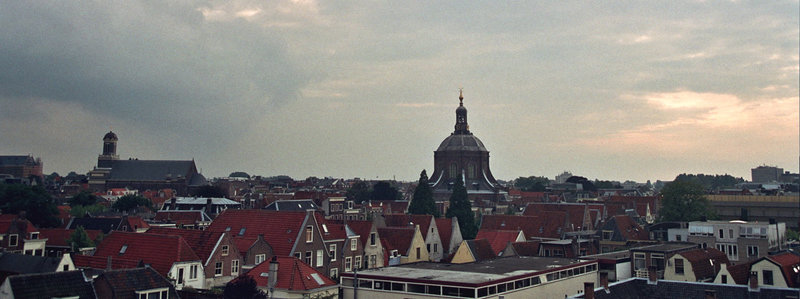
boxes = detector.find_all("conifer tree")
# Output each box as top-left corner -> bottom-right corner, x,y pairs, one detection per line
66,226 -> 94,249
408,170 -> 439,217
446,175 -> 477,239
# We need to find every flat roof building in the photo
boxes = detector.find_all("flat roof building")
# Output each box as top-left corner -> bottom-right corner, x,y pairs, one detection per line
341,256 -> 598,298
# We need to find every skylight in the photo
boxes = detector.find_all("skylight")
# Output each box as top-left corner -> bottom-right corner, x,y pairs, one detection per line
120,245 -> 128,254
322,224 -> 329,233
310,273 -> 325,285
239,228 -> 246,236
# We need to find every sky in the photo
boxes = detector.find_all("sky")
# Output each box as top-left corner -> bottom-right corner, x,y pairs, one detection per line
1,1 -> 798,183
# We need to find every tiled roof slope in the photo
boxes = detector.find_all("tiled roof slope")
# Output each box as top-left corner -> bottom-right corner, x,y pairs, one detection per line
724,260 -> 753,285
248,256 -> 336,291
39,228 -> 103,247
93,267 -> 177,299
434,218 -> 454,249
481,214 -> 566,240
93,231 -> 200,276
313,213 -> 347,241
383,214 -> 433,234
146,227 -> 225,264
677,248 -> 729,280
378,227 -> 415,254
476,230 -> 522,255
766,251 -> 800,288
467,239 -> 497,261
4,270 -> 95,299
153,210 -> 211,226
343,220 -> 374,247
0,252 -> 63,278
510,241 -> 541,256
207,210 -> 309,256
72,255 -> 142,270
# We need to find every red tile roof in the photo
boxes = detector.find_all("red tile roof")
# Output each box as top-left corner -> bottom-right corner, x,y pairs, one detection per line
510,241 -> 541,256
609,215 -> 648,241
153,211 -> 208,226
480,214 -> 565,240
0,217 -> 39,237
677,248 -> 729,280
39,228 -> 103,247
378,227 -> 415,255
383,214 -> 433,234
247,256 -> 336,291
475,230 -> 522,255
342,220 -> 374,247
72,254 -> 142,270
724,261 -> 754,285
766,251 -> 800,288
467,239 -> 497,261
434,218 -> 454,250
145,227 -> 225,265
524,202 -> 604,231
124,216 -> 149,231
93,231 -> 200,276
313,213 -> 347,241
207,210 -> 310,256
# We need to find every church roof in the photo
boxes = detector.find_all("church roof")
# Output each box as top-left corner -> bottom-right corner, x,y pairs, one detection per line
436,134 -> 488,152
106,160 -> 200,183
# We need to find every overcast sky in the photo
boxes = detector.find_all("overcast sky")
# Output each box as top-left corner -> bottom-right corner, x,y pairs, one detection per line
1,1 -> 797,183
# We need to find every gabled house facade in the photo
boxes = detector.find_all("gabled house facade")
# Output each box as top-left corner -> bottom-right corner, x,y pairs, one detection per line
147,227 -> 243,287
663,248 -> 729,282
0,214 -> 45,256
381,214 -> 445,262
93,231 -> 204,290
378,225 -> 428,265
749,251 -> 800,288
247,256 -> 338,299
345,220 -> 385,270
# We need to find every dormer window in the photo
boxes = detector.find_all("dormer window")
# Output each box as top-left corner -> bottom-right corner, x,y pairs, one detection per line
30,232 -> 38,240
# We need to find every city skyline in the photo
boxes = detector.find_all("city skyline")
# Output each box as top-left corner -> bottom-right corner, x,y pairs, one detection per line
1,1 -> 797,182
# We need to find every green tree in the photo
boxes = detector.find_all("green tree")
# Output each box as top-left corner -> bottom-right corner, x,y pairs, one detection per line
659,180 -> 716,222
68,191 -> 99,207
408,170 -> 439,217
229,171 -> 250,179
514,176 -> 550,192
346,181 -> 371,204
566,176 -> 596,191
66,226 -> 95,248
69,204 -> 108,217
371,181 -> 400,201
0,184 -> 60,227
446,176 -> 477,239
112,194 -> 153,213
224,275 -> 266,299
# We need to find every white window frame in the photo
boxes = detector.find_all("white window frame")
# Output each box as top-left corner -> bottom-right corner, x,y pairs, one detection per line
9,234 -> 18,247
255,254 -> 266,265
329,244 -> 337,261
316,250 -> 324,267
354,255 -> 361,270
305,226 -> 313,243
189,265 -> 198,280
345,257 -> 352,272
136,287 -> 169,299
231,260 -> 240,275
221,245 -> 229,256
214,262 -> 223,277
350,238 -> 357,251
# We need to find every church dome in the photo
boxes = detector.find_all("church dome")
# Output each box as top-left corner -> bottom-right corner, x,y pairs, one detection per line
103,131 -> 118,141
436,133 -> 488,152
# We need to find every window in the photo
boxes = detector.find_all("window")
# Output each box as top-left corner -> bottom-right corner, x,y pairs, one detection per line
354,256 -> 361,270
675,258 -> 684,275
255,254 -> 266,265
177,268 -> 185,284
633,253 -> 646,271
602,230 -> 613,240
63,264 -> 69,271
316,250 -> 324,267
305,251 -> 312,265
305,226 -> 313,243
651,253 -> 665,271
136,288 -> 169,299
221,245 -> 229,256
434,243 -> 438,253
721,275 -> 727,284
747,245 -> 759,257
330,268 -> 338,278
231,260 -> 240,275
370,255 -> 376,268
30,232 -> 38,240
351,238 -> 357,251
719,229 -> 724,238
294,252 -> 301,259
427,244 -> 431,253
416,247 -> 421,259
729,229 -> 733,238
370,233 -> 376,246
449,163 -> 457,178
676,235 -> 682,241
189,265 -> 198,279
329,244 -> 337,261
215,262 -> 223,276
763,270 -> 773,285
345,257 -> 352,272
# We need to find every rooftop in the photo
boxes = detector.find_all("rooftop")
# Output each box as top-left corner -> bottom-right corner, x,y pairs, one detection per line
348,256 -> 592,286
630,242 -> 697,253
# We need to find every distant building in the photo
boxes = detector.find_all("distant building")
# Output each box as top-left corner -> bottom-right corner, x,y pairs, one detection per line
429,91 -> 506,205
751,165 -> 783,183
88,131 -> 207,196
0,155 -> 43,180
555,171 -> 573,184
686,220 -> 786,263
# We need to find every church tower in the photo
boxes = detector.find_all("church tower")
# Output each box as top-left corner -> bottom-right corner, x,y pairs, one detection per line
429,91 -> 505,204
97,131 -> 119,168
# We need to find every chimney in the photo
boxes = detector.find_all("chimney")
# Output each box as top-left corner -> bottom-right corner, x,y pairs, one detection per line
170,197 -> 176,210
647,266 -> 658,285
599,271 -> 609,290
205,198 -> 213,214
748,271 -> 759,291
268,256 -> 279,290
106,256 -> 112,271
704,290 -> 716,299
584,282 -> 595,299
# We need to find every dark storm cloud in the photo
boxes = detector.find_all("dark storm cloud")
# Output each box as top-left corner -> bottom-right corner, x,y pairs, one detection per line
0,1 -> 309,130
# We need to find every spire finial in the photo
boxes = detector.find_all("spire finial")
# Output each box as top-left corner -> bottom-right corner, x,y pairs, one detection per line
459,88 -> 463,106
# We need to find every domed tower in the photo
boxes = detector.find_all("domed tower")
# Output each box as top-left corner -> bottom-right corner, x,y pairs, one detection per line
97,131 -> 119,168
429,91 -> 504,202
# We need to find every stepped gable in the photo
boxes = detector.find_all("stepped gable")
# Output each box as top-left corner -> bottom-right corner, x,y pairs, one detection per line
93,231 -> 199,276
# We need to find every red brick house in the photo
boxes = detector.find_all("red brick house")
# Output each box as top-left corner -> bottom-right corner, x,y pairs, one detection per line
246,256 -> 338,298
147,227 -> 243,287
208,210 -> 331,276
0,214 -> 45,256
